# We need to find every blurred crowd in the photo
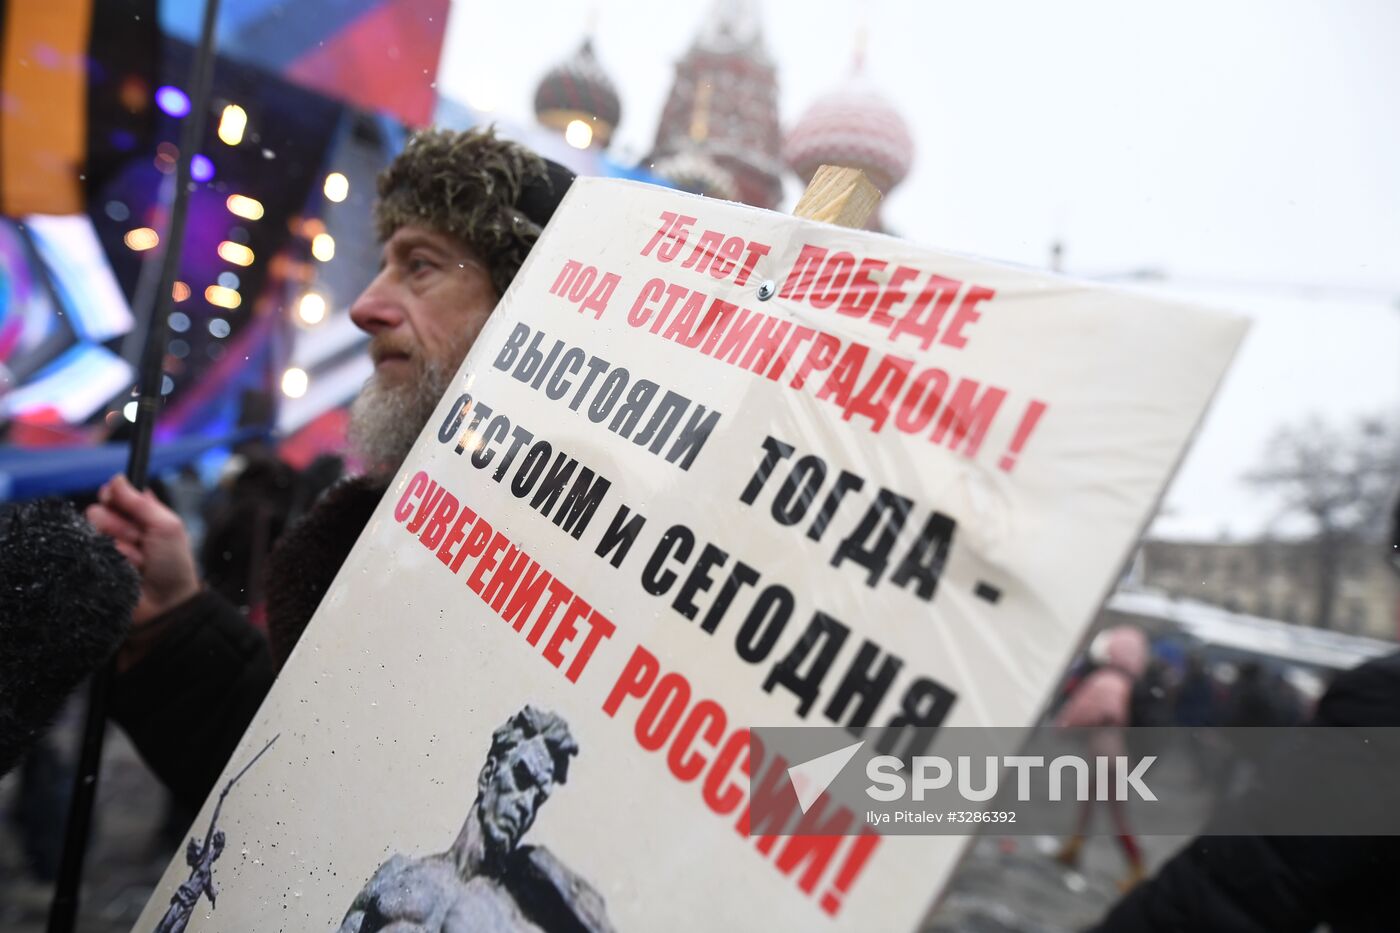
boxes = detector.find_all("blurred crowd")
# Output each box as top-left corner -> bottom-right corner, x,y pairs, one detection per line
1058,631 -> 1309,735
4,444 -> 340,883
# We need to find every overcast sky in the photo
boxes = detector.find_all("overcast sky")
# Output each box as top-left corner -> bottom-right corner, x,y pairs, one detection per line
437,0 -> 1400,539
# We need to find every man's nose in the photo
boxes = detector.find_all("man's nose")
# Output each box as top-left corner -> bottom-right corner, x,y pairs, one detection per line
348,272 -> 404,336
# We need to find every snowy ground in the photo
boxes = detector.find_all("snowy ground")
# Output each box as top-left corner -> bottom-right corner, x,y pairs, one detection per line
923,833 -> 1191,933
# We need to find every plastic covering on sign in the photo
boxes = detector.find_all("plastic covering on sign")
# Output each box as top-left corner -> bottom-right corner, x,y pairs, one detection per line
135,178 -> 1247,932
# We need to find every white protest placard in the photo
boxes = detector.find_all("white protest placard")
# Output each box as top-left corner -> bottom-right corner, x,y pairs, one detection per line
135,177 -> 1246,932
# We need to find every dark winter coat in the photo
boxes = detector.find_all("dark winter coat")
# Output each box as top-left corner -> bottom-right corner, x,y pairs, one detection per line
111,477 -> 386,810
1172,669 -> 1217,728
1089,650 -> 1400,933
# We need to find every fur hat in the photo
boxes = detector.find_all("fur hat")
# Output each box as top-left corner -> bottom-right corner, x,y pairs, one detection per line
373,126 -> 575,297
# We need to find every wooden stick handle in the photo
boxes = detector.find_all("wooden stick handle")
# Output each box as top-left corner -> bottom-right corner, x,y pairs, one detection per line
792,165 -> 881,229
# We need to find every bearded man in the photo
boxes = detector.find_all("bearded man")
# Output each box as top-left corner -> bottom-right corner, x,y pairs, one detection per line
87,129 -> 573,810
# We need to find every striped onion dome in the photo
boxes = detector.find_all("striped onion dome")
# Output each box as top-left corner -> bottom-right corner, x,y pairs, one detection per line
534,39 -> 621,146
652,150 -> 740,201
783,82 -> 913,195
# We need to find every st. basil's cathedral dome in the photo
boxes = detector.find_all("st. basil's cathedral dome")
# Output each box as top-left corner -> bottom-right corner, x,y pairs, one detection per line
784,69 -> 913,227
534,38 -> 622,148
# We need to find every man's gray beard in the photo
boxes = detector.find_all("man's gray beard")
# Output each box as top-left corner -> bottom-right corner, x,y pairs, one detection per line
347,360 -> 452,477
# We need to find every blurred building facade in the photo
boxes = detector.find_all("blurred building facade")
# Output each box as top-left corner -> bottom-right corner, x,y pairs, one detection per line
1135,538 -> 1400,640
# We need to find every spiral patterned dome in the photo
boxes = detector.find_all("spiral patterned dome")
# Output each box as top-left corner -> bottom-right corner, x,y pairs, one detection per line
534,39 -> 622,146
652,150 -> 740,201
783,82 -> 913,195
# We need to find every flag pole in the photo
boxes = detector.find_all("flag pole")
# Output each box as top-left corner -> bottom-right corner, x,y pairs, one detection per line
48,0 -> 222,928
